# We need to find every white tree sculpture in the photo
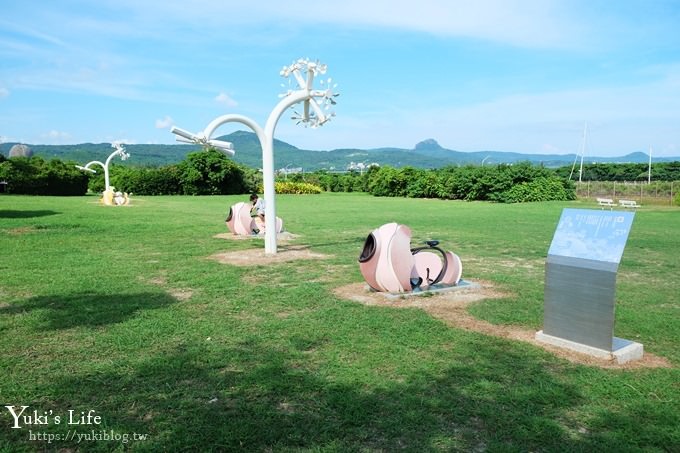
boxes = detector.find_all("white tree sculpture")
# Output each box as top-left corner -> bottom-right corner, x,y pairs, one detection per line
171,58 -> 339,255
76,142 -> 130,191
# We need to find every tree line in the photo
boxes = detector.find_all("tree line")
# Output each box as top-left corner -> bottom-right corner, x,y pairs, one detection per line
0,150 -> 260,196
553,161 -> 680,182
297,163 -> 575,202
0,154 -> 89,195
3,151 -> 679,203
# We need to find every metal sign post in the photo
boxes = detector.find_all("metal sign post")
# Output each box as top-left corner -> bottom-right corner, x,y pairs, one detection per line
536,208 -> 643,364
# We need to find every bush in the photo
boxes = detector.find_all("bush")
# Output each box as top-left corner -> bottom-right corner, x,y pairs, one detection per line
365,162 -> 575,202
112,166 -> 183,195
272,181 -> 322,194
0,156 -> 88,195
367,166 -> 410,197
406,170 -> 444,198
86,150 -> 255,196
177,149 -> 249,195
316,171 -> 368,193
500,177 -> 575,203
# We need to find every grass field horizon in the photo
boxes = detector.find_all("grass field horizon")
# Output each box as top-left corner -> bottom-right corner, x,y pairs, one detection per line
1,193 -> 678,451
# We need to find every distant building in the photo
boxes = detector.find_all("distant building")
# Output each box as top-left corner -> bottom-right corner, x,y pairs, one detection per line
278,166 -> 303,175
347,161 -> 379,173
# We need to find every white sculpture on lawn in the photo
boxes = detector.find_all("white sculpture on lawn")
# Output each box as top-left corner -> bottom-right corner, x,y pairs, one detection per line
171,58 -> 338,255
76,142 -> 130,206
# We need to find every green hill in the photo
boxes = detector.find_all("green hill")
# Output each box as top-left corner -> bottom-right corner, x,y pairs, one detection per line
2,132 -> 677,170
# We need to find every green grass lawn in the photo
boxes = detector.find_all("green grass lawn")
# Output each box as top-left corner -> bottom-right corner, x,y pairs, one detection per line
1,193 -> 678,452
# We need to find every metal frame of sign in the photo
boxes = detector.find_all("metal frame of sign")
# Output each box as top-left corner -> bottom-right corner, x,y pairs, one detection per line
542,208 -> 635,352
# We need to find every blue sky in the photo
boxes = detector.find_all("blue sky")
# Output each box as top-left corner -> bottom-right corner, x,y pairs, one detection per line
1,0 -> 679,157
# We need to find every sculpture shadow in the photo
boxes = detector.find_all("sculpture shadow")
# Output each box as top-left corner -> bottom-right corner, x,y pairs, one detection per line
0,209 -> 60,218
4,334 -> 670,451
0,292 -> 177,330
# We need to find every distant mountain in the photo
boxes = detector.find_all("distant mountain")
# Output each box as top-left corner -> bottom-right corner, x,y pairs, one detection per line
1,131 -> 677,170
414,138 -> 444,151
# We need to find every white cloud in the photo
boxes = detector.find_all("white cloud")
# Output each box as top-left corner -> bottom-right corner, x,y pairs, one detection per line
48,130 -> 70,138
3,1 -> 678,154
43,130 -> 71,143
310,0 -> 576,48
155,115 -> 174,129
108,0 -> 586,50
215,92 -> 238,107
283,71 -> 680,156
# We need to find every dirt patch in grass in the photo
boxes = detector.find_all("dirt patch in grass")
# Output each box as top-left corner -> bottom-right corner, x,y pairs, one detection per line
213,232 -> 300,241
138,272 -> 194,301
138,271 -> 168,287
169,289 -> 194,301
241,263 -> 352,287
208,245 -> 330,266
0,286 -> 34,301
148,276 -> 168,286
4,226 -> 40,235
333,281 -> 671,370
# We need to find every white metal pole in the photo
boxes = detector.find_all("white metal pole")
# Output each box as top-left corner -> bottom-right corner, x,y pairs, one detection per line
103,155 -> 114,190
103,147 -> 127,190
578,122 -> 587,183
263,91 -> 310,254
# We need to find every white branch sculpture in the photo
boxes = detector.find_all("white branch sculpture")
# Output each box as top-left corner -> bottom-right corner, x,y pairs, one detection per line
76,142 -> 130,193
171,58 -> 339,255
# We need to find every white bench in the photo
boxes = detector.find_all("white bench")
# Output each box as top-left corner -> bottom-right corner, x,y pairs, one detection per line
597,198 -> 615,209
618,199 -> 640,209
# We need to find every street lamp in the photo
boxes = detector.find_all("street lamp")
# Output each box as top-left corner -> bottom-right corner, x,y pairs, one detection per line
171,58 -> 339,255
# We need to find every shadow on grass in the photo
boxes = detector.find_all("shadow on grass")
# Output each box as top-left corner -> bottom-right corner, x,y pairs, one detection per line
0,292 -> 177,330
2,336 -> 674,451
0,209 -> 60,218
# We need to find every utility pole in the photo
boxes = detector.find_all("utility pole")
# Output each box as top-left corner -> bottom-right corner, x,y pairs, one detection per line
578,122 -> 587,183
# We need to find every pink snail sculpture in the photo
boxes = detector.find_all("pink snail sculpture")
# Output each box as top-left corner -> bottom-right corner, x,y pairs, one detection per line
225,202 -> 283,236
358,223 -> 462,293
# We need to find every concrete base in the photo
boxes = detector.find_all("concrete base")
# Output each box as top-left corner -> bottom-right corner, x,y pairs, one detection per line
377,279 -> 481,300
535,330 -> 644,364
